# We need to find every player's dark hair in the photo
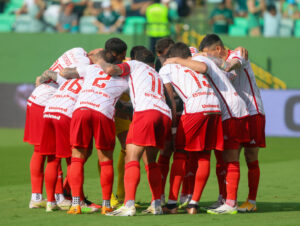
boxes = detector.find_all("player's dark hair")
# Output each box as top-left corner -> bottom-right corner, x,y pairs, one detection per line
267,4 -> 276,12
103,38 -> 127,63
199,34 -> 224,51
130,46 -> 147,59
155,37 -> 175,54
135,49 -> 155,65
167,42 -> 191,59
105,37 -> 127,54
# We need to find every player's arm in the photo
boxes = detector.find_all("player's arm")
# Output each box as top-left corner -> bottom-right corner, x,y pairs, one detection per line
60,68 -> 80,79
164,83 -> 177,128
38,70 -> 59,84
164,57 -> 208,74
99,59 -> 130,77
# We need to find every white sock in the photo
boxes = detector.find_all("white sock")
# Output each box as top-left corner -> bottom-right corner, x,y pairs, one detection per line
31,193 -> 42,202
102,200 -> 111,208
225,199 -> 236,207
189,200 -> 198,205
72,196 -> 80,206
55,193 -> 65,203
167,199 -> 177,205
248,199 -> 256,205
125,200 -> 135,208
47,201 -> 56,205
151,199 -> 161,208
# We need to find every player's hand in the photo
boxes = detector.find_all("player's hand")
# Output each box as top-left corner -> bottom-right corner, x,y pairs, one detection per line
235,46 -> 248,60
164,57 -> 179,65
35,76 -> 42,87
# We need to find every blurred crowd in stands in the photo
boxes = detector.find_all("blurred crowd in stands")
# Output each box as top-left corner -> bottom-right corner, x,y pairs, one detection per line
0,0 -> 300,37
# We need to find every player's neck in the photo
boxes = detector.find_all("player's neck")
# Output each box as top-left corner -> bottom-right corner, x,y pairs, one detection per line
220,49 -> 228,61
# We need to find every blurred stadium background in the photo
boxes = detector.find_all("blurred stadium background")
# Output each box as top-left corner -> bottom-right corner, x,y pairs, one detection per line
0,0 -> 300,225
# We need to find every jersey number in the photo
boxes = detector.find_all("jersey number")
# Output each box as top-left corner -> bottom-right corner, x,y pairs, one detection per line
92,71 -> 111,89
59,79 -> 82,94
49,60 -> 63,72
184,69 -> 211,88
148,72 -> 162,96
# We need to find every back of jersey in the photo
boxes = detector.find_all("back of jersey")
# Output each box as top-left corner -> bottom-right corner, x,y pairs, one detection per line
45,78 -> 83,118
75,64 -> 129,119
226,50 -> 264,116
28,47 -> 90,106
193,55 -> 249,120
159,64 -> 221,114
127,60 -> 171,118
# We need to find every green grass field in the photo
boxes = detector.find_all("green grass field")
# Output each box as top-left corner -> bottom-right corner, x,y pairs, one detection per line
0,128 -> 300,226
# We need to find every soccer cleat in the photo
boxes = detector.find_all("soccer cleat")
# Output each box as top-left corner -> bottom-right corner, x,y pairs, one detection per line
111,194 -> 122,208
101,206 -> 114,215
200,200 -> 224,211
106,205 -> 136,216
67,205 -> 81,214
186,204 -> 198,215
162,204 -> 178,214
57,199 -> 72,210
178,201 -> 189,209
238,200 -> 257,212
81,198 -> 101,213
46,202 -> 59,212
142,205 -> 163,215
29,199 -> 47,209
207,204 -> 238,215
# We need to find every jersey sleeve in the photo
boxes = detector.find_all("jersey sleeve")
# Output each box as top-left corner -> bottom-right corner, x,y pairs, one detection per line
192,55 -> 212,75
56,74 -> 67,86
159,65 -> 172,84
228,50 -> 245,66
76,65 -> 89,78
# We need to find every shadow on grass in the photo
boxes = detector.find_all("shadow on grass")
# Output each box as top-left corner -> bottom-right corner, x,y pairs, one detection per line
132,201 -> 300,216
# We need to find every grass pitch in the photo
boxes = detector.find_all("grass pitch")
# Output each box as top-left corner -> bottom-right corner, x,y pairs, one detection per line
0,128 -> 300,226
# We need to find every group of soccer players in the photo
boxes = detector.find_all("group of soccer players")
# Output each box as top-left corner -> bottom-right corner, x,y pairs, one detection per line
24,34 -> 265,216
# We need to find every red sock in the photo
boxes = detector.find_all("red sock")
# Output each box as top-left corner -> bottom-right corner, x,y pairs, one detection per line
30,149 -> 46,194
45,156 -> 60,202
157,155 -> 170,196
69,157 -> 85,197
99,160 -> 114,200
145,163 -> 162,201
191,152 -> 211,202
225,161 -> 240,206
215,150 -> 227,199
124,161 -> 140,203
187,153 -> 198,195
247,160 -> 260,201
54,163 -> 63,194
63,158 -> 71,196
168,152 -> 187,201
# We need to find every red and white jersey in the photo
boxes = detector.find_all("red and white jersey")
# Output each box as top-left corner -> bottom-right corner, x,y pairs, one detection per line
44,78 -> 83,118
193,55 -> 249,121
226,50 -> 265,116
159,64 -> 221,115
125,60 -> 171,118
28,47 -> 91,107
74,64 -> 129,120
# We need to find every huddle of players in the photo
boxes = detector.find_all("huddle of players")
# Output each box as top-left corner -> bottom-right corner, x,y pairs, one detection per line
24,34 -> 265,216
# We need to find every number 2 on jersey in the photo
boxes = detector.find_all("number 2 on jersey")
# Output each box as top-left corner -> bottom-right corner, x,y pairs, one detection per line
148,72 -> 162,96
92,71 -> 111,89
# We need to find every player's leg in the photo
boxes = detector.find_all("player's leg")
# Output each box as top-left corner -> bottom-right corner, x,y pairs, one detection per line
45,155 -> 61,212
187,150 -> 211,214
179,152 -> 197,209
97,149 -> 114,214
29,147 -> 46,208
67,148 -> 88,214
141,147 -> 163,215
208,149 -> 227,209
163,150 -> 187,214
54,164 -> 64,202
115,130 -> 128,203
158,140 -> 173,205
208,148 -> 241,215
107,144 -> 144,216
238,147 -> 259,212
